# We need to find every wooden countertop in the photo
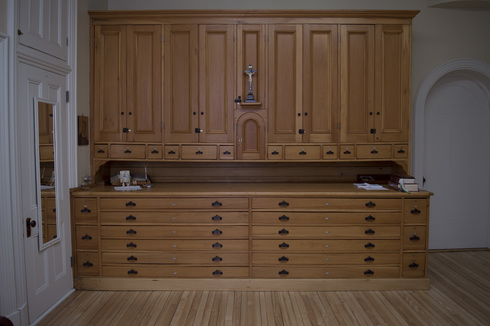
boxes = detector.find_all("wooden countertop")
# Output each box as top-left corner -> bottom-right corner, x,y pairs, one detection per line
72,183 -> 432,198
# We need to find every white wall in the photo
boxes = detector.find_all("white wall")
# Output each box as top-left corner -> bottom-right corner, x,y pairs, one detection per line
0,0 -> 7,34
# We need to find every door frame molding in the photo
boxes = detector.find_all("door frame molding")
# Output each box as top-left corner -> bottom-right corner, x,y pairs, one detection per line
412,58 -> 490,248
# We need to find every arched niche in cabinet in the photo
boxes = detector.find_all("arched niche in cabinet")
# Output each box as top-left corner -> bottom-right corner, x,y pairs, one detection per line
236,112 -> 266,160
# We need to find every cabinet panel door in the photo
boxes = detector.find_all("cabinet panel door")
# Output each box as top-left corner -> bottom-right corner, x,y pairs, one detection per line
268,25 -> 302,143
236,112 -> 266,160
236,25 -> 266,107
199,25 -> 235,143
93,25 -> 126,142
340,25 -> 374,143
18,0 -> 68,61
164,25 -> 199,143
375,25 -> 410,142
303,24 -> 338,143
126,25 -> 162,142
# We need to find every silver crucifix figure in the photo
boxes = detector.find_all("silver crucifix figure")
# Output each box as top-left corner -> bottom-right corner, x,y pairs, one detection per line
244,64 -> 257,102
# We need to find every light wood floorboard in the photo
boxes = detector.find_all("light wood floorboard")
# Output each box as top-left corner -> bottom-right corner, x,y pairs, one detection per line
38,251 -> 490,326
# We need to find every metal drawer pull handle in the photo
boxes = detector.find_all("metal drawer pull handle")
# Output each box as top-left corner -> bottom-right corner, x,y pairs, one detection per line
127,269 -> 138,275
365,201 -> 376,208
168,150 -> 176,154
212,201 -> 223,207
82,234 -> 92,240
127,256 -> 138,261
278,229 -> 289,235
126,229 -> 137,235
278,256 -> 289,262
97,148 -> 105,153
212,242 -> 223,248
195,150 -> 203,155
365,229 -> 375,235
410,234 -> 420,241
279,242 -> 289,248
299,150 -> 307,155
409,262 -> 419,268
126,201 -> 136,207
83,261 -> 93,267
212,229 -> 223,235
278,215 -> 290,221
80,207 -> 91,213
326,150 -> 334,155
124,149 -> 132,154
223,150 -> 231,155
126,215 -> 136,221
365,215 -> 376,221
126,242 -> 137,248
271,150 -> 279,155
212,256 -> 223,262
364,256 -> 375,262
364,242 -> 375,248
398,149 -> 406,153
212,215 -> 223,221
213,270 -> 223,275
343,149 -> 351,154
151,149 -> 159,154
278,200 -> 289,207
279,269 -> 289,275
411,208 -> 421,214
364,269 -> 375,275
371,149 -> 378,154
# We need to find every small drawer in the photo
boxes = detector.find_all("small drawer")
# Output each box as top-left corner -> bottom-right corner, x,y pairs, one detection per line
101,239 -> 249,251
94,144 -> 108,158
268,146 -> 283,160
164,145 -> 180,160
100,197 -> 249,210
394,144 -> 409,159
74,198 -> 98,224
76,226 -> 99,250
219,145 -> 234,160
100,211 -> 248,225
39,145 -> 54,161
284,145 -> 321,160
102,266 -> 249,278
403,226 -> 427,250
404,199 -> 428,224
339,145 -> 356,159
110,144 -> 146,159
252,197 -> 401,210
252,239 -> 401,252
100,225 -> 249,239
322,145 -> 338,160
252,212 -> 401,225
147,145 -> 163,159
252,226 -> 400,239
181,145 -> 217,160
76,252 -> 100,276
252,253 -> 400,266
357,145 -> 392,159
102,252 -> 249,266
402,253 -> 427,278
252,266 -> 400,279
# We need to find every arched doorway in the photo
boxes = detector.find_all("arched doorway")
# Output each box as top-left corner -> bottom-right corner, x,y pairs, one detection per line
413,59 -> 490,249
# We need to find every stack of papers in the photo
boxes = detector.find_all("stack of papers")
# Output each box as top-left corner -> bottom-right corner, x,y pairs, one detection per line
114,185 -> 142,191
354,183 -> 388,190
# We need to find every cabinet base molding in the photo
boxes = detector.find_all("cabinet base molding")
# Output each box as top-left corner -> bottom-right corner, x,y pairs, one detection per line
74,277 -> 430,291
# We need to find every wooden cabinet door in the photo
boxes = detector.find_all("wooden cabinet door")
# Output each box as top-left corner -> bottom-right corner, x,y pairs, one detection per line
126,25 -> 162,142
236,25 -> 266,107
303,24 -> 338,143
164,25 -> 199,143
339,25 -> 375,143
93,25 -> 126,142
374,25 -> 410,142
199,25 -> 235,143
268,25 -> 303,143
236,112 -> 266,160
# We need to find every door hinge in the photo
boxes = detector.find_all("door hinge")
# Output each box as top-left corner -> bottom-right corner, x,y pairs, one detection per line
66,91 -> 70,103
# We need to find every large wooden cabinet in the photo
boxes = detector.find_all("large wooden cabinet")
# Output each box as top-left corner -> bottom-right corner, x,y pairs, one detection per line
89,10 -> 417,172
72,184 -> 431,290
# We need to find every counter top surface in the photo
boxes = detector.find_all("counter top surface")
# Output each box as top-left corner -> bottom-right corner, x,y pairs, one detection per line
72,183 -> 432,198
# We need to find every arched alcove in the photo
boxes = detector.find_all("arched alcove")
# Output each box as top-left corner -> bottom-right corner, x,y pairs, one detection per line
413,58 -> 490,249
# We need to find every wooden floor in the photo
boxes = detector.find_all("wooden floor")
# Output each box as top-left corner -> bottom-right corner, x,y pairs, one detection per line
38,251 -> 490,326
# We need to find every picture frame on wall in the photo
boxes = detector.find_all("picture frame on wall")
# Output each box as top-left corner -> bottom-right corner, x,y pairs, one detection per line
78,115 -> 89,145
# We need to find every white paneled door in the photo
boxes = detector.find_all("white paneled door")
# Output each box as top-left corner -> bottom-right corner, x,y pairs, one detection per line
17,62 -> 73,323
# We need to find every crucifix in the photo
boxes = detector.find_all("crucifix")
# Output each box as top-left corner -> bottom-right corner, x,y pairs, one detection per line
244,64 -> 257,102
